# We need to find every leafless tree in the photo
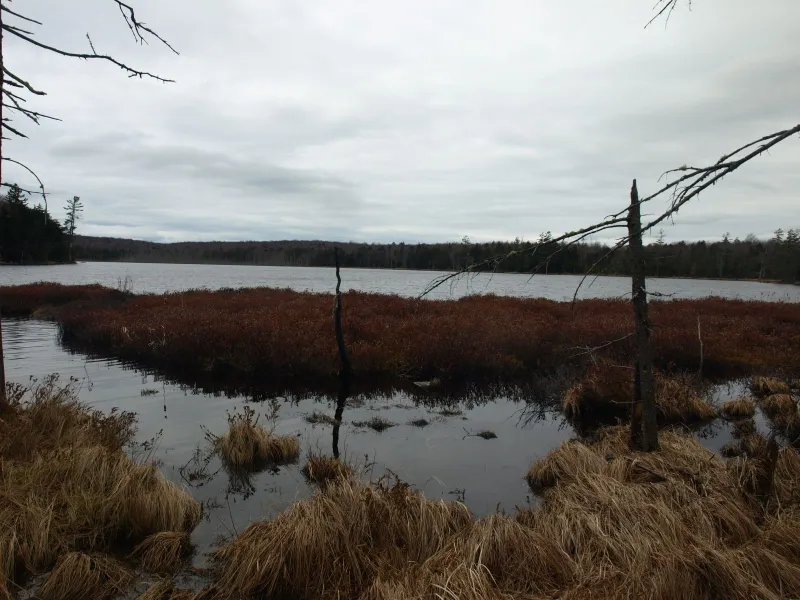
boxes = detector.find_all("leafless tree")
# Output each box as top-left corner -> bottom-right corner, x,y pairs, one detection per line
0,1 -> 177,406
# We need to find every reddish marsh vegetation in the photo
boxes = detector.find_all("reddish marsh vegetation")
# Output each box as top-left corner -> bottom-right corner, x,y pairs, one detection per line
3,284 -> 799,385
0,283 -> 126,317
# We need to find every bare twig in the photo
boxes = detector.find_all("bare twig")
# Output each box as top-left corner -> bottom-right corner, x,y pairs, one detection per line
1,157 -> 47,213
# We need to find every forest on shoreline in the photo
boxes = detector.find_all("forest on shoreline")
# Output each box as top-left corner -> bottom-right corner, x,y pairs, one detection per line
73,230 -> 800,283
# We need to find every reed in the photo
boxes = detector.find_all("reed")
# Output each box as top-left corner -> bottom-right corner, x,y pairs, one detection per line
5,284 -> 798,385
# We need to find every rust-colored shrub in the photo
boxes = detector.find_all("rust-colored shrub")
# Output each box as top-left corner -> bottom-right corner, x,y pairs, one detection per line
0,283 -> 126,316
4,284 -> 800,384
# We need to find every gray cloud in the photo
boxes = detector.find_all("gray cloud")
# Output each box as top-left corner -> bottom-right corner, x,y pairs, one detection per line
2,0 -> 799,244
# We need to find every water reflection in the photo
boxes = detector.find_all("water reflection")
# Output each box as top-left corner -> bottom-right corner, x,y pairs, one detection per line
3,317 -> 761,564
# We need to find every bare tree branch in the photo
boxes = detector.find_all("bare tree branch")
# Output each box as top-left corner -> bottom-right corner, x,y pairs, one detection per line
113,0 -> 179,55
3,68 -> 46,95
0,4 -> 42,26
2,156 -> 47,213
3,27 -> 175,83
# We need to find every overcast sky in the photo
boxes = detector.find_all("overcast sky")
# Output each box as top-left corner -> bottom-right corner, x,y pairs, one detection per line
3,0 -> 799,243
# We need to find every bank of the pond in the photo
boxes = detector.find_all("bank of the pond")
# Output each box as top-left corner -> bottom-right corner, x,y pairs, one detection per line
2,284 -> 799,391
0,378 -> 201,599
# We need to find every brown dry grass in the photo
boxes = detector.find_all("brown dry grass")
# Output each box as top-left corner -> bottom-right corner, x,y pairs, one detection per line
751,376 -> 791,397
211,476 -> 472,599
7,283 -> 798,384
37,552 -> 133,600
131,532 -> 193,574
0,283 -> 126,317
301,453 -> 355,487
212,406 -> 299,470
721,397 -> 757,419
137,578 -> 195,600
0,379 -> 201,598
759,394 -> 797,420
202,425 -> 800,600
562,363 -> 715,423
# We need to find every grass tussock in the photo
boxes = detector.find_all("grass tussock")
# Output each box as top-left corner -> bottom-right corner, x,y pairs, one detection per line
0,379 -> 201,598
131,532 -> 193,574
205,425 -> 800,599
562,363 -> 715,423
759,394 -> 797,420
9,283 -> 800,384
301,453 -> 355,487
407,418 -> 430,427
352,416 -> 395,432
731,418 -> 757,439
304,411 -> 339,426
211,406 -> 299,470
211,476 -> 472,599
38,552 -> 133,600
136,578 -> 195,600
721,397 -> 757,419
475,430 -> 497,439
751,376 -> 791,397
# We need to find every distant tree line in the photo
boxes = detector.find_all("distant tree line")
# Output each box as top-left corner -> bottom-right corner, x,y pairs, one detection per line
73,229 -> 800,283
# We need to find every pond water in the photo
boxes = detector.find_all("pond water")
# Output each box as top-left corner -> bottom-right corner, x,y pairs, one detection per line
2,261 -> 799,301
3,317 -> 765,566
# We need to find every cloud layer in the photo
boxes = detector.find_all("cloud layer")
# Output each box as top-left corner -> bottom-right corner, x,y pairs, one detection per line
3,0 -> 799,243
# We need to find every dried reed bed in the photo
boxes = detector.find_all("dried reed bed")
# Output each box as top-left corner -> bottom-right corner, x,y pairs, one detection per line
0,282 -> 126,317
136,578 -> 195,600
209,406 -> 299,470
561,362 -> 716,423
721,397 -> 757,419
0,379 -> 201,598
37,552 -> 133,600
131,532 -> 193,574
203,426 -> 800,600
7,283 -> 796,383
759,394 -> 797,420
301,453 -> 355,487
211,477 -> 472,599
751,376 -> 791,397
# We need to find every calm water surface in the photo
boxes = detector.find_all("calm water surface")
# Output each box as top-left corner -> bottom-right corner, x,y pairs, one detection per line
2,261 -> 798,301
4,318 -> 758,565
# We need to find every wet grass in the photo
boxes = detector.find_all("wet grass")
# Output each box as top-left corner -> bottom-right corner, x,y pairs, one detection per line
0,377 -> 201,599
720,397 -> 757,419
130,532 -> 193,575
301,453 -> 355,488
201,426 -> 800,600
303,411 -> 340,426
352,416 -> 396,432
208,406 -> 299,470
407,418 -> 430,428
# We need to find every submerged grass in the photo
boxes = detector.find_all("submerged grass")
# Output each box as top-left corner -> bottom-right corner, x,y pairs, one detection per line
304,411 -> 340,426
0,377 -> 201,598
352,416 -> 396,432
203,425 -> 800,599
6,284 -> 800,384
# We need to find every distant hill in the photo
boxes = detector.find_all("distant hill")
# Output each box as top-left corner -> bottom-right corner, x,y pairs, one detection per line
73,232 -> 800,283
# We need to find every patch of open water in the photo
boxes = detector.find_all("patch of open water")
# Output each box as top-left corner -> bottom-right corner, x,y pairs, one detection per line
3,318 -> 763,566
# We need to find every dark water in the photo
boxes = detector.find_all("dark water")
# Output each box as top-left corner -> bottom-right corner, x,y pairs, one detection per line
2,261 -> 799,301
3,317 -> 764,566
4,319 -> 572,563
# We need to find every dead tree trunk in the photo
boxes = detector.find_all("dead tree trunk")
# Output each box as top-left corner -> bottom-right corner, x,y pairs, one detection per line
332,378 -> 349,460
628,179 -> 659,451
0,10 -> 6,409
333,248 -> 352,379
